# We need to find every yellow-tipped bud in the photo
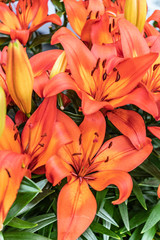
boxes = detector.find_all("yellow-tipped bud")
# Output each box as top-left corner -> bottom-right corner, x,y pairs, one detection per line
124,0 -> 147,32
6,40 -> 34,115
50,51 -> 67,79
0,87 -> 6,136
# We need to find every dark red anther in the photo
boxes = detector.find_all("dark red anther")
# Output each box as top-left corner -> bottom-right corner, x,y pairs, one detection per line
115,71 -> 120,82
108,141 -> 113,148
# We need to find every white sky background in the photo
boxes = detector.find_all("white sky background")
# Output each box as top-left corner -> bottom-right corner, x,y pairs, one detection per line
40,0 -> 160,34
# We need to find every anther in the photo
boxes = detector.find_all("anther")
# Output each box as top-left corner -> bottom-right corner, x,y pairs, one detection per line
41,133 -> 47,138
108,141 -> 113,148
102,59 -> 107,68
87,10 -> 92,20
91,67 -> 96,76
153,64 -> 160,71
109,23 -> 111,33
115,71 -> 120,82
72,153 -> 82,156
112,19 -> 115,28
39,143 -> 44,147
113,67 -> 117,72
5,168 -> 11,178
105,156 -> 109,162
25,1 -> 28,9
96,11 -> 99,18
96,58 -> 100,69
79,134 -> 82,145
103,71 -> 107,81
94,132 -> 99,137
14,132 -> 19,141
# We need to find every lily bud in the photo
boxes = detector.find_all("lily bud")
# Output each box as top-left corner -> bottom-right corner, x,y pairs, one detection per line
124,0 -> 147,32
50,51 -> 67,79
0,86 -> 6,136
6,40 -> 34,115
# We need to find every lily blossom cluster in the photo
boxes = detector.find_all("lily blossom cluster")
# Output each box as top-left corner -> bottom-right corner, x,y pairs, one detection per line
0,0 -> 160,239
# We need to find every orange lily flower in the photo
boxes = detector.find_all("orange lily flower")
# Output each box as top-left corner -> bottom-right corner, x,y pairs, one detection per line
0,96 -> 71,174
0,151 -> 29,230
0,0 -> 61,45
46,111 -> 153,240
48,29 -> 158,115
118,18 -> 160,119
0,86 -> 6,136
6,40 -> 34,115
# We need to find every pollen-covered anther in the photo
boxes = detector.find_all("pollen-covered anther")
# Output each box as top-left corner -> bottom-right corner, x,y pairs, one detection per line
108,141 -> 113,148
102,59 -> 107,68
105,156 -> 109,162
109,23 -> 112,33
112,18 -> 115,28
115,71 -> 120,82
103,71 -> 107,81
94,132 -> 99,137
14,132 -> 19,141
96,11 -> 99,19
5,168 -> 11,177
72,153 -> 82,156
87,10 -> 92,20
79,133 -> 82,145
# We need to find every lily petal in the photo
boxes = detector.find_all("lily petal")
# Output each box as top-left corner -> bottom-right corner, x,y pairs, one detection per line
88,170 -> 133,204
46,155 -> 71,186
94,135 -> 153,172
107,109 -> 147,149
147,126 -> 160,139
57,179 -> 97,240
79,111 -> 106,161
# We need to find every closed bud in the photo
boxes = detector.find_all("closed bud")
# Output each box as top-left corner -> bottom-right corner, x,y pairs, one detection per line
124,0 -> 147,32
6,40 -> 34,115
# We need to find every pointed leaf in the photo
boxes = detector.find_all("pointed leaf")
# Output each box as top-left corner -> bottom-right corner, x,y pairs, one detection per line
7,217 -> 37,229
3,232 -> 51,240
90,222 -> 121,239
132,178 -> 147,210
141,201 -> 160,233
118,202 -> 130,231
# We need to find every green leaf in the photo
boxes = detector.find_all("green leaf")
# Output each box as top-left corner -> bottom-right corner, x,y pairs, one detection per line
7,217 -> 37,229
4,178 -> 41,225
0,232 -> 4,240
128,226 -> 142,240
17,189 -> 54,216
132,178 -> 147,210
18,177 -> 42,193
3,232 -> 51,240
141,225 -> 156,240
51,0 -> 64,11
29,34 -> 52,48
82,227 -> 98,240
120,210 -> 151,234
26,213 -> 57,233
140,160 -> 160,180
96,189 -> 108,211
118,202 -> 130,231
90,222 -> 121,239
97,207 -> 119,227
141,201 -> 160,233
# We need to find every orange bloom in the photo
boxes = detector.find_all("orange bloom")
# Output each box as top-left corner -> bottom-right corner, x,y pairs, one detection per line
6,40 -> 34,115
118,18 -> 160,119
0,0 -> 61,45
0,151 -> 29,230
49,29 -> 158,115
46,111 -> 153,240
0,86 -> 6,136
0,96 -> 70,174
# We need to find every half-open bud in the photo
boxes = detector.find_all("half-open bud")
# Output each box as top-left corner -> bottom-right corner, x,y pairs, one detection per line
6,40 -> 34,115
50,51 -> 67,79
124,0 -> 147,32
